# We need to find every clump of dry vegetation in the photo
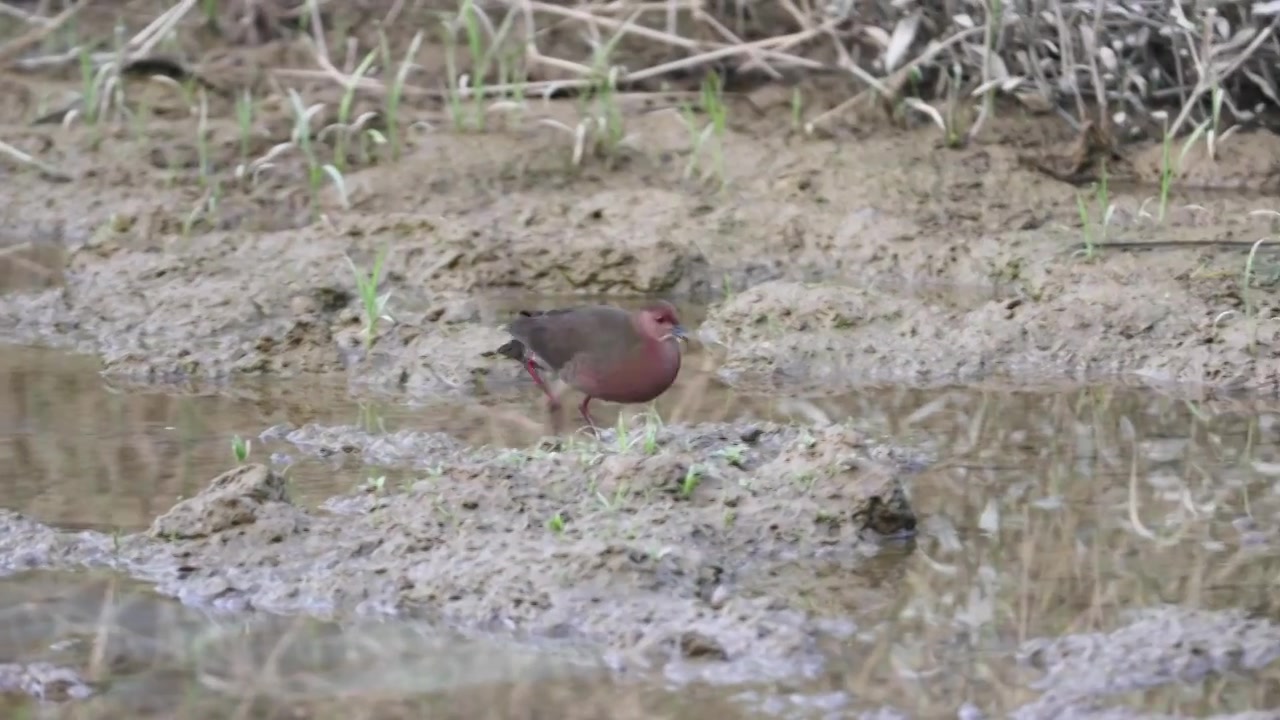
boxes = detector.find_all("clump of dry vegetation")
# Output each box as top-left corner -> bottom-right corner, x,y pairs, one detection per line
0,0 -> 1278,237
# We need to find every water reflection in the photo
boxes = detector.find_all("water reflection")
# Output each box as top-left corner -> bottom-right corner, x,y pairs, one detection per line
0,571 -> 749,719
0,345 -> 1279,716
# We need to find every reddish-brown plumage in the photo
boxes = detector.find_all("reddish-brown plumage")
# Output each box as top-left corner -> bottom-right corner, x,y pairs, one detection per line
494,301 -> 688,428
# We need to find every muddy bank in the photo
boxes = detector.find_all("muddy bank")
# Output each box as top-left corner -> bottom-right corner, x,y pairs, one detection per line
1015,606 -> 1280,719
4,0 -> 1280,397
0,421 -> 920,686
700,275 -> 1280,394
5,115 -> 1280,394
1,423 -> 1278,717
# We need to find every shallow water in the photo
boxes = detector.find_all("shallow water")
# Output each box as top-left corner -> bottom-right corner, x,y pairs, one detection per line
2,345 -> 1280,717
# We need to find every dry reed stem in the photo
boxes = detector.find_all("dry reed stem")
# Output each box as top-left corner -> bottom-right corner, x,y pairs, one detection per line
0,138 -> 72,182
0,2 -> 51,24
806,26 -> 984,132
0,0 -> 92,66
519,0 -> 826,72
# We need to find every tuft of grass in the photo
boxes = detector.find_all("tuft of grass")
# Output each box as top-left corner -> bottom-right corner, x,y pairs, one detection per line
584,61 -> 627,166
1074,160 -> 1113,261
330,49 -> 378,172
680,73 -> 728,188
76,46 -> 98,125
540,33 -> 630,170
1241,235 -> 1277,356
441,0 -> 486,131
382,30 -> 424,161
640,409 -> 661,454
717,444 -> 747,468
345,244 -> 394,352
285,88 -> 349,212
902,65 -> 968,148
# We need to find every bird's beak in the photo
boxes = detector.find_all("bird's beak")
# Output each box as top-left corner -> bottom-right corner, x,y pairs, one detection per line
671,324 -> 689,343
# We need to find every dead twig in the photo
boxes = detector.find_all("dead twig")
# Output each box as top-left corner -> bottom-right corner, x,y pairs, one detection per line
0,139 -> 72,183
0,0 -> 93,67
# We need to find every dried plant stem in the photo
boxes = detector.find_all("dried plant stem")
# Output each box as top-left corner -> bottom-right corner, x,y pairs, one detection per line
0,0 -> 92,66
0,138 -> 72,182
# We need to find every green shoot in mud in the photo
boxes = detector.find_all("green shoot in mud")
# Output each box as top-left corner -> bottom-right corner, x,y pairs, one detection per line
329,49 -> 378,172
901,66 -> 968,149
1241,234 -> 1277,355
234,88 -> 254,168
610,408 -> 663,454
680,73 -> 728,188
201,0 -> 219,27
382,30 -> 424,161
440,0 -> 510,132
1207,85 -> 1228,159
541,34 -> 628,169
977,0 -> 1003,131
285,89 -> 349,212
547,512 -> 567,534
346,245 -> 394,352
359,475 -> 388,494
942,66 -> 967,148
181,183 -> 222,239
76,47 -> 98,125
585,63 -> 626,166
195,90 -> 212,188
612,412 -> 630,453
641,411 -> 661,454
1157,121 -> 1174,222
680,465 -> 702,498
1151,107 -> 1221,223
717,444 -> 747,468
356,401 -> 388,433
790,87 -> 804,133
1074,160 -> 1112,261
594,481 -> 631,512
231,434 -> 250,463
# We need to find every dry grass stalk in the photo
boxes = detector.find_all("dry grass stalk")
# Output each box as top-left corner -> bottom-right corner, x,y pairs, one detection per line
0,138 -> 72,182
0,0 -> 93,66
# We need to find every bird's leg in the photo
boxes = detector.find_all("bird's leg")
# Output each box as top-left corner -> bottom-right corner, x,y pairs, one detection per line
546,389 -> 566,435
523,359 -> 560,410
578,396 -> 598,429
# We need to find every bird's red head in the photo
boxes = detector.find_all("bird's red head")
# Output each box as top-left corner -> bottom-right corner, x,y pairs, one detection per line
637,300 -> 688,343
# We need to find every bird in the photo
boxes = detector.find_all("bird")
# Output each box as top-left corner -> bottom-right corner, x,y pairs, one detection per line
491,300 -> 688,429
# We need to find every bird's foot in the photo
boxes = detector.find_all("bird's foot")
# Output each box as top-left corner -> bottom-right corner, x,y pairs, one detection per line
577,397 -> 599,434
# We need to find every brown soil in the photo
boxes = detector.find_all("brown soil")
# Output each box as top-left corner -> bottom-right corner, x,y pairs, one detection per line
3,1 -> 1280,717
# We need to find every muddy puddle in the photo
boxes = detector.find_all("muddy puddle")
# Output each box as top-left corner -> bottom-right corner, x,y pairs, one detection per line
6,0 -> 1280,715
2,344 -> 1280,717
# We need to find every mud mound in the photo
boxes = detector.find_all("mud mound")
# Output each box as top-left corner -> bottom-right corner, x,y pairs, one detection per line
701,277 -> 1280,393
1015,606 -> 1280,719
0,209 -> 709,382
34,422 -> 923,685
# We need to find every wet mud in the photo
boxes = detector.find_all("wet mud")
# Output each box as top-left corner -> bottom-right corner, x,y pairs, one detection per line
4,1 -> 1280,717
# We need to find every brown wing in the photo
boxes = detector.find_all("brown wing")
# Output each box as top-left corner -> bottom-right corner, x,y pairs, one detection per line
506,305 -> 636,372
